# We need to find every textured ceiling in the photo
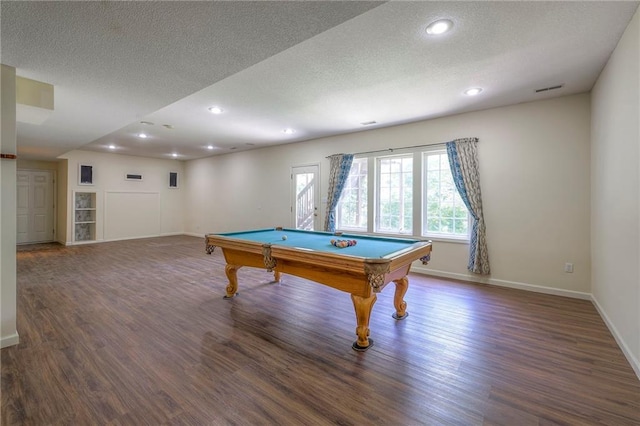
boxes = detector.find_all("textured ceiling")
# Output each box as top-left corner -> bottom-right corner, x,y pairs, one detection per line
2,1 -> 638,161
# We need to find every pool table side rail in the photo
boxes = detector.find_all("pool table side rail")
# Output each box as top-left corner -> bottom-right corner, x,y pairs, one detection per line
206,233 -> 383,275
205,233 -> 432,294
205,234 -> 268,256
205,233 -> 431,270
271,242 -> 432,293
214,227 -> 426,244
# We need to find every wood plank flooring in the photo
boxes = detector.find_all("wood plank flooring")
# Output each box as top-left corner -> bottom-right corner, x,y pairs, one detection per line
2,235 -> 639,425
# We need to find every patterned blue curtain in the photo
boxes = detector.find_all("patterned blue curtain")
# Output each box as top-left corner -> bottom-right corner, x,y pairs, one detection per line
446,138 -> 490,274
324,154 -> 354,232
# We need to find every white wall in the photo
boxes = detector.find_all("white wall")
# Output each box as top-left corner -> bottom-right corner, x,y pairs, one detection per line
1,64 -> 19,348
59,150 -> 185,243
591,7 -> 640,377
186,93 -> 592,297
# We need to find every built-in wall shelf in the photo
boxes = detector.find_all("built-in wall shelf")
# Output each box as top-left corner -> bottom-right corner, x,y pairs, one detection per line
73,191 -> 96,243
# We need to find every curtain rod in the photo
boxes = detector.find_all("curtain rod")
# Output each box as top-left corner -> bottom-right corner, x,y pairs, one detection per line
326,142 -> 448,159
351,141 -> 448,157
326,137 -> 479,158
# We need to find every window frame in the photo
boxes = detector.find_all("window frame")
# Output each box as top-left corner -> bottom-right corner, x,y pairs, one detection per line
421,148 -> 471,242
334,146 -> 470,244
374,153 -> 414,235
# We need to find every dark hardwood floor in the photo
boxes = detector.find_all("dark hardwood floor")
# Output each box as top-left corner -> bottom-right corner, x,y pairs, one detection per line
2,235 -> 639,425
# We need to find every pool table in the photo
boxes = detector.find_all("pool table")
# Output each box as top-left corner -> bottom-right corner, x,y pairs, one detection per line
205,227 -> 432,351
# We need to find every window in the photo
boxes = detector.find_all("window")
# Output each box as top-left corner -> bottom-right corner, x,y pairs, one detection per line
423,150 -> 469,239
377,155 -> 413,234
335,147 -> 470,242
336,158 -> 367,231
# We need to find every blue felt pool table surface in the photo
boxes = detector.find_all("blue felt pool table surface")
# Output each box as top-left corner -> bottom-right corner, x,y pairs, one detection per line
217,228 -> 422,259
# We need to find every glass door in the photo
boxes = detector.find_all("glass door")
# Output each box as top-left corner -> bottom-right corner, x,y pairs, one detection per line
291,164 -> 320,230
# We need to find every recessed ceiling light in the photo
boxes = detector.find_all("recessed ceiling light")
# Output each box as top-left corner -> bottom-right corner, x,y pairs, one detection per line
464,87 -> 483,96
426,19 -> 453,35
208,106 -> 224,114
138,133 -> 148,139
283,128 -> 295,134
207,145 -> 214,150
171,153 -> 178,158
108,144 -> 116,150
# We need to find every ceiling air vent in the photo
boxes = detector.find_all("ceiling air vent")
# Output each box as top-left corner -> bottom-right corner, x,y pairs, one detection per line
535,84 -> 564,93
361,121 -> 377,126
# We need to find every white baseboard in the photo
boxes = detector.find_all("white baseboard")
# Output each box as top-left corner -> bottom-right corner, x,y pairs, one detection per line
411,265 -> 591,300
1,332 -> 19,348
591,295 -> 640,380
103,234 -> 161,243
109,231 -> 187,241
183,232 -> 206,238
66,232 -> 188,246
66,240 -> 99,246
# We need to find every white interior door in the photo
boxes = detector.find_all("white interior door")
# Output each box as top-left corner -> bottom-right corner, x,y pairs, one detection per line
291,164 -> 320,230
16,170 -> 54,244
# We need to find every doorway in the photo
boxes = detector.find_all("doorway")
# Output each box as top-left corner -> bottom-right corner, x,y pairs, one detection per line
291,164 -> 320,230
16,169 -> 55,244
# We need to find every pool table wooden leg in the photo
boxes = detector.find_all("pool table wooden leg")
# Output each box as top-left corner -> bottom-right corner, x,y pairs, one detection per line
224,264 -> 240,298
392,276 -> 409,320
350,292 -> 377,351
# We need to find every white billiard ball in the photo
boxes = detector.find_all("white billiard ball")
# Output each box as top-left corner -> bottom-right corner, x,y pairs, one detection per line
282,235 -> 287,240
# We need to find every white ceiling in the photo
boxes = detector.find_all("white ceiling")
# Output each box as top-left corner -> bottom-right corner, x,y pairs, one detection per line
2,1 -> 638,161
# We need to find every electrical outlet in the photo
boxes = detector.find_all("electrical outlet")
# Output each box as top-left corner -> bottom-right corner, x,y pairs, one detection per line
564,262 -> 574,273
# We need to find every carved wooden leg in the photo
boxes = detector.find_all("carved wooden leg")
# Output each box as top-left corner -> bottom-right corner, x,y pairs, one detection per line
350,293 -> 377,351
274,271 -> 281,282
392,276 -> 409,320
224,264 -> 241,299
